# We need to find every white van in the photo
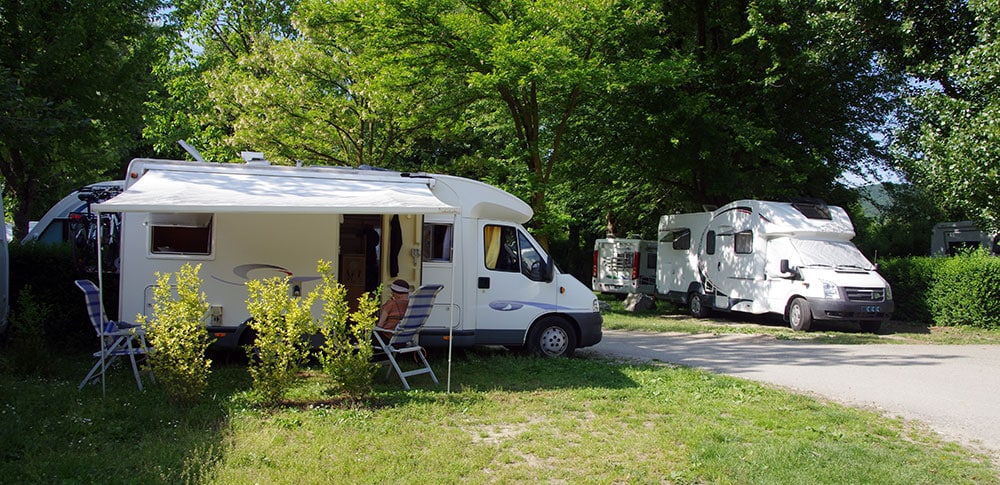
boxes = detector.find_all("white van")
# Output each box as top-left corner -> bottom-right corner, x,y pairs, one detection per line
94,157 -> 602,357
592,238 -> 656,296
657,200 -> 893,332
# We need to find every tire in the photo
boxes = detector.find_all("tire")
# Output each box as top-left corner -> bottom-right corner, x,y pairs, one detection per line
528,317 -> 577,358
859,321 -> 882,333
788,298 -> 812,332
688,292 -> 709,318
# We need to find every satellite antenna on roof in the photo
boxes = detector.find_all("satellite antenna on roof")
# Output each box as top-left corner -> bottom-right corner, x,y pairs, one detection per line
177,140 -> 206,163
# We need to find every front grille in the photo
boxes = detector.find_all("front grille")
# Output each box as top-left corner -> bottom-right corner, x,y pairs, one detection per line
845,287 -> 885,302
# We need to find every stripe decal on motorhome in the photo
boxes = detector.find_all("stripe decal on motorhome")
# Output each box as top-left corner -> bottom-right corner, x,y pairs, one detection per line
489,300 -> 568,312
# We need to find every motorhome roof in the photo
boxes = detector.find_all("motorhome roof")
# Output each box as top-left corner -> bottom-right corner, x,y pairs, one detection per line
718,199 -> 855,239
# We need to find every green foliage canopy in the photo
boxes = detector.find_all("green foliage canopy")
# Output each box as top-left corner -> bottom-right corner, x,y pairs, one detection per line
0,0 -> 161,238
894,0 -> 1000,233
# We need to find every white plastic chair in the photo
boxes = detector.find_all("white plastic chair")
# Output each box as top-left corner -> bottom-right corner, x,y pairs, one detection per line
372,284 -> 442,390
75,280 -> 151,395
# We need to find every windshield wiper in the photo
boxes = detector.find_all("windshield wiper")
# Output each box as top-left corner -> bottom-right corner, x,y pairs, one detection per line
836,264 -> 872,271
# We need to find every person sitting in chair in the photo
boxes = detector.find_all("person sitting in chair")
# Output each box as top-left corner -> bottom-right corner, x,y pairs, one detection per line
376,279 -> 410,341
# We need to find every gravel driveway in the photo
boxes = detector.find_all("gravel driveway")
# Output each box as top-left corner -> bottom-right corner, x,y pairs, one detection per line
578,329 -> 1000,465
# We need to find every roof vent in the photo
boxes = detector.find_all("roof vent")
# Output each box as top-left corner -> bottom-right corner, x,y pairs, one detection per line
241,151 -> 269,166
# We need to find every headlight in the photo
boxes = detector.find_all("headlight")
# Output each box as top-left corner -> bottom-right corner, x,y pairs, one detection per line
885,284 -> 893,301
820,280 -> 839,299
592,298 -> 601,313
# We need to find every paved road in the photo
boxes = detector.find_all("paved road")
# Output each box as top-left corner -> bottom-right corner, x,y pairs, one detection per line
578,329 -> 1000,464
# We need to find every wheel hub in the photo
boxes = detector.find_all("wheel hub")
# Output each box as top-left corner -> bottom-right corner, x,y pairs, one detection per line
540,326 -> 568,356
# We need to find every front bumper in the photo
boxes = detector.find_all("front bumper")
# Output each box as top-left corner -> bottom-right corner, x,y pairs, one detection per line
810,299 -> 895,321
568,311 -> 604,348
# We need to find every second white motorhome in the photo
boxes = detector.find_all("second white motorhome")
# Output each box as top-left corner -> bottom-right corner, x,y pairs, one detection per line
657,200 -> 893,332
94,157 -> 602,357
930,221 -> 999,256
591,238 -> 656,296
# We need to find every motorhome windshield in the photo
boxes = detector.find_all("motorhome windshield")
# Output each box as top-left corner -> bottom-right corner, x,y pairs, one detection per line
791,239 -> 874,271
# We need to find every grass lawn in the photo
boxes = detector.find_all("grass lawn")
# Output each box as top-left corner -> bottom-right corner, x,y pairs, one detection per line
1,342 -> 996,484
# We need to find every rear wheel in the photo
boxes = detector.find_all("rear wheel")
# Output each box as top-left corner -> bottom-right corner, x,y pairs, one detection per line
528,317 -> 577,358
788,298 -> 812,331
689,292 -> 709,318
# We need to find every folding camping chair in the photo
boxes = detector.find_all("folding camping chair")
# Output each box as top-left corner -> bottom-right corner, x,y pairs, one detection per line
75,280 -> 152,393
372,284 -> 443,390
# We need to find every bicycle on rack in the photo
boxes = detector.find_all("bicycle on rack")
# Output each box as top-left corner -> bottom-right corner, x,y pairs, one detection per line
68,185 -> 123,274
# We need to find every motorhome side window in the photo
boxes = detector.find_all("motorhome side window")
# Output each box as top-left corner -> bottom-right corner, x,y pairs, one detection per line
422,223 -> 453,262
149,213 -> 213,256
484,224 -> 547,281
484,225 -> 519,272
517,230 -> 546,281
734,231 -> 753,254
706,231 -> 716,255
671,229 -> 691,250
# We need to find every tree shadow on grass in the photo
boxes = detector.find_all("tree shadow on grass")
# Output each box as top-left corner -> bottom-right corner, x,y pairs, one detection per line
0,353 -> 254,484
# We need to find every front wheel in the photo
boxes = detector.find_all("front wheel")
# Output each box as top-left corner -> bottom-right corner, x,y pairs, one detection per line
527,317 -> 577,358
788,298 -> 812,332
689,292 -> 709,318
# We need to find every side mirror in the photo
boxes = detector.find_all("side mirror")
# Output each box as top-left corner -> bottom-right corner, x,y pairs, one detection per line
779,259 -> 798,278
544,256 -> 555,283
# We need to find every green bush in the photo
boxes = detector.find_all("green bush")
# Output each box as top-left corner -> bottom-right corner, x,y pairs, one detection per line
138,263 -> 213,405
927,250 -> 1000,329
314,260 -> 378,400
7,241 -> 93,350
882,251 -> 1000,329
877,256 -> 942,323
244,275 -> 318,406
2,286 -> 55,376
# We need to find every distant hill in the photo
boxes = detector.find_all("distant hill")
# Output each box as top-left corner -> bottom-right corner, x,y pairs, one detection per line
853,183 -> 892,218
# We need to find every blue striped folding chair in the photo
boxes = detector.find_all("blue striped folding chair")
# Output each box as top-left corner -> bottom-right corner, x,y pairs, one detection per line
75,280 -> 152,395
372,284 -> 442,390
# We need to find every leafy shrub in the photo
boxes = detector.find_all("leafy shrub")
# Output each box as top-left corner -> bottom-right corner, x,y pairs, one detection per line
3,286 -> 55,376
927,250 -> 1000,329
314,261 -> 377,400
877,256 -> 942,323
138,263 -> 212,405
7,241 -> 92,350
245,276 -> 318,406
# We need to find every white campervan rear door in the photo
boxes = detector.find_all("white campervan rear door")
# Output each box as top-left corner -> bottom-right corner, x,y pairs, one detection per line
475,220 -> 553,344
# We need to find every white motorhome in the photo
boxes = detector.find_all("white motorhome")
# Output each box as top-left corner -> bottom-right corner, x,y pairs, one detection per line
657,200 -> 893,332
592,238 -> 657,296
930,221 -> 999,256
93,157 -> 602,357
22,180 -> 123,244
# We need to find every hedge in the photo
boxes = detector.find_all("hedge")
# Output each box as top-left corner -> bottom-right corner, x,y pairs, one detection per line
880,250 -> 1000,329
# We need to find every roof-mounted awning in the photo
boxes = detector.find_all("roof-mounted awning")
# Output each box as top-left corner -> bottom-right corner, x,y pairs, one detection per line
93,169 -> 459,215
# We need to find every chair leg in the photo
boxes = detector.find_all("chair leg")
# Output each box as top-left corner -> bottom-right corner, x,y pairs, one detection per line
126,339 -> 143,391
415,347 -> 439,384
386,351 -> 412,391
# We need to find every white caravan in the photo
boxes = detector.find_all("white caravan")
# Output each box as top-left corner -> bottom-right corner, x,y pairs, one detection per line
930,221 -> 998,256
592,238 -> 657,295
657,200 -> 893,332
94,158 -> 602,357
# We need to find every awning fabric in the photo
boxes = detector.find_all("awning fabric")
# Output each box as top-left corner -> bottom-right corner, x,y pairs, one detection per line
93,169 -> 459,215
